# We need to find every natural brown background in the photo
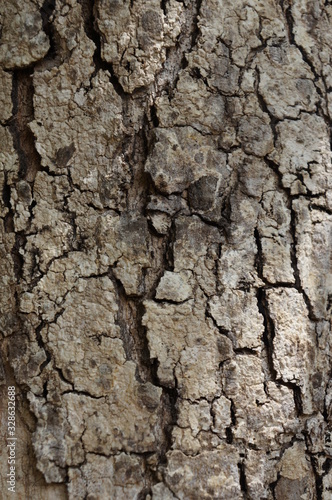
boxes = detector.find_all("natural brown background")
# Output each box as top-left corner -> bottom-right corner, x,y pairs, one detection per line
0,0 -> 332,498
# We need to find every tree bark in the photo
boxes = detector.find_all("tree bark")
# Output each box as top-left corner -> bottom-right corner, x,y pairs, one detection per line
0,0 -> 332,498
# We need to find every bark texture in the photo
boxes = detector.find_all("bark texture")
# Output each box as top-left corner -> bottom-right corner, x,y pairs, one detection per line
0,0 -> 332,498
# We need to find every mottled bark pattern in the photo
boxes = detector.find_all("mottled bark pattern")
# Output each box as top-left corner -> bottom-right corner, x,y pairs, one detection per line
0,0 -> 332,498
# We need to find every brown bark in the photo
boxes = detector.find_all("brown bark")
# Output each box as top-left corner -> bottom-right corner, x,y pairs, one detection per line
0,0 -> 332,498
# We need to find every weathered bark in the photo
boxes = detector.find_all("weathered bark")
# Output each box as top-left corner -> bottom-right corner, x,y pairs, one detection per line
0,0 -> 332,498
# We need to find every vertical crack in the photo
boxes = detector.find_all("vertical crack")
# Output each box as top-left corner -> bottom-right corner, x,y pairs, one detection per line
10,233 -> 26,283
35,321 -> 52,375
191,0 -> 202,49
155,0 -> 203,96
257,287 -> 304,416
280,0 -> 331,127
255,68 -> 279,146
263,158 -> 318,322
289,201 -> 318,322
40,0 -> 57,65
225,398 -> 236,444
238,460 -> 248,499
109,271 -> 157,384
254,227 -> 264,282
283,4 -> 296,46
78,0 -> 127,96
310,455 -> 324,500
3,177 -> 14,233
9,70 -> 41,182
257,288 -> 277,381
160,0 -> 167,16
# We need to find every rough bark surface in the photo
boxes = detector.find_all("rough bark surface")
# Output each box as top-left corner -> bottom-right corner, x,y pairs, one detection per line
0,0 -> 332,498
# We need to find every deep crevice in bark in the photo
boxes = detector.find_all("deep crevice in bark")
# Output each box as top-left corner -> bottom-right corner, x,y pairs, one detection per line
9,70 -> 41,182
78,0 -> 127,97
257,288 -> 277,382
40,0 -> 57,66
238,460 -> 248,499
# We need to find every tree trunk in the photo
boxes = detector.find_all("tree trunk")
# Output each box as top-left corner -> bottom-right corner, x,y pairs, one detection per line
1,0 -> 332,498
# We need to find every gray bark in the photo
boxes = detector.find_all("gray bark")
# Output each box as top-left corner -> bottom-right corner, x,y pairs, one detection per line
0,0 -> 332,498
